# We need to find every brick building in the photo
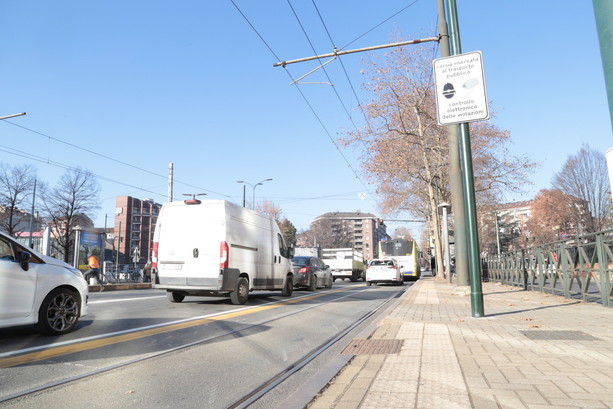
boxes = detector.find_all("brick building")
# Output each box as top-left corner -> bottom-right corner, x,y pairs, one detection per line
114,196 -> 161,265
312,211 -> 390,261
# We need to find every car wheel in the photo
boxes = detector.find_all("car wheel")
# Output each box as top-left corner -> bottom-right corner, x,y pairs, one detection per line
282,275 -> 293,297
35,288 -> 81,335
309,274 -> 317,291
167,291 -> 185,303
230,277 -> 249,305
325,275 -> 333,288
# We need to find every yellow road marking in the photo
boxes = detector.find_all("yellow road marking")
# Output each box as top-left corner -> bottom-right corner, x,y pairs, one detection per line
0,286 -> 355,368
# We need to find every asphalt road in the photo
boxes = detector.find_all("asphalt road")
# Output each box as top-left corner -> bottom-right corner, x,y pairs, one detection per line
0,280 -> 413,409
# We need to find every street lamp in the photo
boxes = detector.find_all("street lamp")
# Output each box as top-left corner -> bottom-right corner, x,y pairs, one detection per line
236,179 -> 272,210
438,203 -> 452,283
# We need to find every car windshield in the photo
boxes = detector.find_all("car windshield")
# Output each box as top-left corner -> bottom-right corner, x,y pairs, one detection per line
292,256 -> 310,266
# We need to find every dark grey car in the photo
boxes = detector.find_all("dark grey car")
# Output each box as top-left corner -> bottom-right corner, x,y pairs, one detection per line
291,256 -> 333,291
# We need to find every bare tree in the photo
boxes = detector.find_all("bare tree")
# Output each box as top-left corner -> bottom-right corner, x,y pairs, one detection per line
392,227 -> 413,240
256,201 -> 297,246
301,218 -> 354,249
339,38 -> 536,276
553,144 -> 612,233
40,168 -> 101,263
0,164 -> 37,236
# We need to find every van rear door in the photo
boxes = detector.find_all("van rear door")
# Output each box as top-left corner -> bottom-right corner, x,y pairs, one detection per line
156,202 -> 222,287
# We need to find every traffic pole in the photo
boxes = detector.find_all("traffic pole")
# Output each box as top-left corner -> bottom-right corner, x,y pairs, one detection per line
593,0 -> 613,132
436,0 -> 469,287
444,0 -> 484,317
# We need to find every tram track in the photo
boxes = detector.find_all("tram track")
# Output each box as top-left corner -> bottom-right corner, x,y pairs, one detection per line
0,284 -> 407,406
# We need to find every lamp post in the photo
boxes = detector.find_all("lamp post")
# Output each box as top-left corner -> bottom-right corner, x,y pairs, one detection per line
236,179 -> 272,210
438,203 -> 452,283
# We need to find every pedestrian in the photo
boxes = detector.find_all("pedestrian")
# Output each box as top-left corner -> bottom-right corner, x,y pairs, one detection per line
143,259 -> 152,283
84,254 -> 101,285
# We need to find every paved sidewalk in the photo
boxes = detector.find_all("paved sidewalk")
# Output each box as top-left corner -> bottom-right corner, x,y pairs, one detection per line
308,277 -> 613,409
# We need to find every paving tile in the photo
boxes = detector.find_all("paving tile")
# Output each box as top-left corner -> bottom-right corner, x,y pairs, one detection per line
305,279 -> 613,409
360,392 -> 417,409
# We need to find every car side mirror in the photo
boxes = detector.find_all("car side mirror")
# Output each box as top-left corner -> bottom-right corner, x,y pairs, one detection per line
17,251 -> 31,271
324,265 -> 329,269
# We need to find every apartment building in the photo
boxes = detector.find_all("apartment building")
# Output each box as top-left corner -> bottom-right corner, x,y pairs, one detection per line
114,196 -> 161,265
313,211 -> 389,261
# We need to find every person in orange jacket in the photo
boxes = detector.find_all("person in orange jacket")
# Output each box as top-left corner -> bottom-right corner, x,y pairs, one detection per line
84,254 -> 101,284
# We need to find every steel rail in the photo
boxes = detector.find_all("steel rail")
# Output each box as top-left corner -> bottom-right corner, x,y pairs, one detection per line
0,285 -> 405,404
227,290 -> 403,409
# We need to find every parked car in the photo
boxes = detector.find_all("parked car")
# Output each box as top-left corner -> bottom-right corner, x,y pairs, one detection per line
291,256 -> 333,291
0,231 -> 89,335
365,258 -> 403,286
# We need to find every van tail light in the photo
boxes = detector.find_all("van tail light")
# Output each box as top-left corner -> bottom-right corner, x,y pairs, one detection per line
220,241 -> 229,269
298,267 -> 308,274
151,242 -> 159,268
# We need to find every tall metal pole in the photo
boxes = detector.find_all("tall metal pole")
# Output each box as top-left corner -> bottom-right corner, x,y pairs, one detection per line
168,163 -> 174,202
439,203 -> 452,283
437,0 -> 469,287
252,184 -> 260,210
444,0 -> 484,317
28,179 -> 37,248
593,0 -> 613,132
495,211 -> 501,255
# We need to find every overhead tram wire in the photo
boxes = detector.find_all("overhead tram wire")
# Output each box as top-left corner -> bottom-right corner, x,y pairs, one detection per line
1,120 -> 231,199
286,1 -> 363,140
340,0 -> 424,50
310,0 -> 375,155
285,0 -> 376,196
0,144 -> 168,200
230,0 -> 372,195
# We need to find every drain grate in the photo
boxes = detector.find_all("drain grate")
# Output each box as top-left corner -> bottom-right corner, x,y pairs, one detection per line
341,339 -> 403,355
521,330 -> 600,341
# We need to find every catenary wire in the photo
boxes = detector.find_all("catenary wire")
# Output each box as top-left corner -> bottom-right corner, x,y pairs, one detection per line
340,0 -> 424,50
0,144 -> 169,200
230,0 -> 373,195
310,0 -> 376,151
1,120 -> 232,199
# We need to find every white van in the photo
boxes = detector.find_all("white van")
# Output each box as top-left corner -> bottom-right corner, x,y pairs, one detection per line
0,231 -> 89,335
152,199 -> 295,305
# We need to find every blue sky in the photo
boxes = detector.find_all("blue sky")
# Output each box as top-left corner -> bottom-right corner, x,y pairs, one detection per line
1,1 -> 611,237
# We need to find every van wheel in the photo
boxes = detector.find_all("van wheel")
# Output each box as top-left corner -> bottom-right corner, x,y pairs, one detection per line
309,275 -> 317,291
35,288 -> 81,335
282,275 -> 293,297
366,281 -> 372,286
325,276 -> 333,288
230,277 -> 249,305
167,291 -> 185,303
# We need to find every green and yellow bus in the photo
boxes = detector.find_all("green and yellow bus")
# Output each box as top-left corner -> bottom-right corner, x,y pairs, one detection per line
378,239 -> 421,281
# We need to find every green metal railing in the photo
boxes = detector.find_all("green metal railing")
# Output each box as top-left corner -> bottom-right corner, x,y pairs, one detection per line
484,229 -> 613,307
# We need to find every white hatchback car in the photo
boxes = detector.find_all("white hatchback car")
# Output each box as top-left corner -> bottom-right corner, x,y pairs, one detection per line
365,258 -> 404,286
0,231 -> 89,335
